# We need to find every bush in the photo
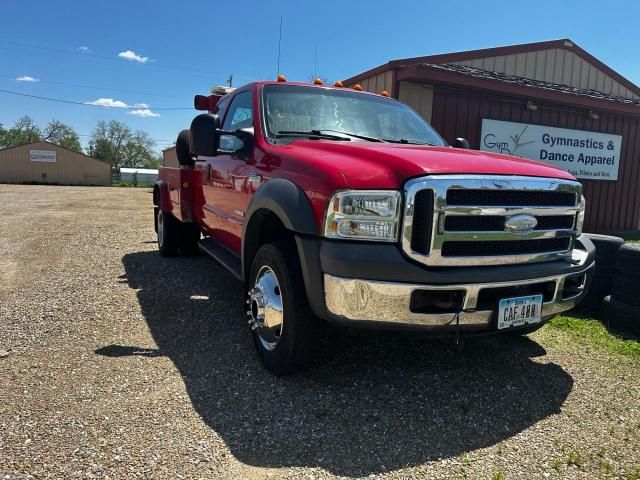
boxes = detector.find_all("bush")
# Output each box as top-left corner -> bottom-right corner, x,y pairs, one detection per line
118,182 -> 130,187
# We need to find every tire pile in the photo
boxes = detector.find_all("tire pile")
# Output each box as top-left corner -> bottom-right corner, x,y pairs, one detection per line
574,234 -> 640,335
574,234 -> 624,314
602,242 -> 640,335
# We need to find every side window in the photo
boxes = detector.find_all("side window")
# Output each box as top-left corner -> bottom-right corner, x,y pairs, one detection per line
222,91 -> 253,130
213,95 -> 230,116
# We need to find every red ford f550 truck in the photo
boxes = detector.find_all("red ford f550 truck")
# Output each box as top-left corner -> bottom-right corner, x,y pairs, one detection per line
154,80 -> 595,375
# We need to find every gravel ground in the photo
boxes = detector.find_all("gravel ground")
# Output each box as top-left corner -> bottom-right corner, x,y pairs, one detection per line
0,184 -> 638,480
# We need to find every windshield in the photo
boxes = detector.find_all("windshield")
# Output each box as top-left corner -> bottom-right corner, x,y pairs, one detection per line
261,84 -> 447,146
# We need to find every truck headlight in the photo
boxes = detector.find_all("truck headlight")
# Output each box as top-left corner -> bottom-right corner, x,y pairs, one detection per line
324,191 -> 401,241
576,195 -> 586,234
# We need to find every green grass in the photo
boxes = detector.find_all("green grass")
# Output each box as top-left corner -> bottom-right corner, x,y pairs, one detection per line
546,315 -> 640,359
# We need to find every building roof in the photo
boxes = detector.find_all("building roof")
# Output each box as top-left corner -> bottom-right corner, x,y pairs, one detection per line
344,39 -> 640,98
120,167 -> 158,175
427,63 -> 640,106
0,140 -> 110,164
343,39 -> 640,116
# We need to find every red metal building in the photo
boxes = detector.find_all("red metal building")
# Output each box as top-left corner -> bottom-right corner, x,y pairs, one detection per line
344,39 -> 640,232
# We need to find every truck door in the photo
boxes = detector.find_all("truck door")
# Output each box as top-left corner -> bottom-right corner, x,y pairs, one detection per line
201,89 -> 254,253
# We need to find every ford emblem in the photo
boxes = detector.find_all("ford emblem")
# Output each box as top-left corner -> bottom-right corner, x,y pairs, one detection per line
504,214 -> 538,233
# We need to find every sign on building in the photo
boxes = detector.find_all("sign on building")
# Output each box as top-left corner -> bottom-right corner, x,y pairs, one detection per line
30,150 -> 57,163
480,119 -> 622,181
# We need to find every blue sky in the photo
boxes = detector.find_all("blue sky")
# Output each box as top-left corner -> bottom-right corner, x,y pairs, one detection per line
2,0 -> 639,152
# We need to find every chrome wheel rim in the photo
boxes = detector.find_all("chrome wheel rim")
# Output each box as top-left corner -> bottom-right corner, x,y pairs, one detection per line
157,210 -> 164,247
247,266 -> 284,351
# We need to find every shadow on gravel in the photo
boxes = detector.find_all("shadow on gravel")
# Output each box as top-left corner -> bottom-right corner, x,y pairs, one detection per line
116,250 -> 573,477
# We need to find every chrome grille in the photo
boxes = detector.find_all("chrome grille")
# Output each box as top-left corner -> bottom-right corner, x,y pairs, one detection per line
402,175 -> 582,267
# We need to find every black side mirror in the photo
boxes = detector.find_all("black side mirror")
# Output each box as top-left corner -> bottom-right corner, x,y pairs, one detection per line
190,114 -> 220,156
218,128 -> 254,157
453,137 -> 471,149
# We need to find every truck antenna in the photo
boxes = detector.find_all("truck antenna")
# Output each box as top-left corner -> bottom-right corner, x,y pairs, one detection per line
277,16 -> 283,75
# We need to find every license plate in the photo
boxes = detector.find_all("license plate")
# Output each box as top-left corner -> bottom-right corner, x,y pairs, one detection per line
497,294 -> 543,330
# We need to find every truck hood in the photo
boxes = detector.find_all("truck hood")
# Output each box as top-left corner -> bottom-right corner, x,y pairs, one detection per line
278,140 -> 576,189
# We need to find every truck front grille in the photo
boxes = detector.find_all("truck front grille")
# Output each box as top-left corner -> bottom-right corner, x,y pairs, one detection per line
444,215 -> 575,232
446,189 -> 577,207
403,175 -> 582,267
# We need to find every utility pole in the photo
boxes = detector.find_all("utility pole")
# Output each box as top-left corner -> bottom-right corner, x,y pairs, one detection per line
227,74 -> 234,88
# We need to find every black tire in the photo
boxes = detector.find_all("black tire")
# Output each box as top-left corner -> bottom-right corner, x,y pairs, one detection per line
180,222 -> 201,256
157,210 -> 180,257
585,233 -> 624,265
176,129 -> 194,167
601,295 -> 640,335
612,272 -> 640,307
616,243 -> 640,278
248,241 -> 321,375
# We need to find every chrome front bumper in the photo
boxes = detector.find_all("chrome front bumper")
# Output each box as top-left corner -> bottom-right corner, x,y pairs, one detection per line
324,260 -> 594,330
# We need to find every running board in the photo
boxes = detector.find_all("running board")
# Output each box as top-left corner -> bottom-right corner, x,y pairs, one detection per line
198,237 -> 243,281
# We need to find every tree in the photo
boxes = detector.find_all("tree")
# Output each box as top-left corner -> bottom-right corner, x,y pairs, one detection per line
0,116 -> 42,148
0,116 -> 82,152
89,120 -> 157,171
43,120 -> 82,152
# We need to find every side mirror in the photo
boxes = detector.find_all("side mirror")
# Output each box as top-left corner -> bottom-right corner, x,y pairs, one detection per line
218,128 -> 254,157
453,137 -> 471,149
190,114 -> 220,156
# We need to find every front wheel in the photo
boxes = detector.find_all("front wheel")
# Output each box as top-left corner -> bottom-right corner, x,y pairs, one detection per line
247,241 -> 321,375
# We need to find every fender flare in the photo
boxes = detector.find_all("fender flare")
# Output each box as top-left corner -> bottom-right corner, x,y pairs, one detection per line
241,178 -> 318,279
153,181 -> 172,212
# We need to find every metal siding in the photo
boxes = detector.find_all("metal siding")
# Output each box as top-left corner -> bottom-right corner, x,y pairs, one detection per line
0,141 -> 111,186
450,48 -> 636,98
428,87 -> 640,231
162,147 -> 179,168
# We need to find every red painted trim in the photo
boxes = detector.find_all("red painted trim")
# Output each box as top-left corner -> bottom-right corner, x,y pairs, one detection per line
396,65 -> 640,116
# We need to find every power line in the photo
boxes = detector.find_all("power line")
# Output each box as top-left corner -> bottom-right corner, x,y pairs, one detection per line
0,88 -> 192,110
1,74 -> 184,99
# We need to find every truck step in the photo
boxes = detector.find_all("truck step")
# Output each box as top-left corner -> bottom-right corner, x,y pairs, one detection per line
199,237 -> 243,281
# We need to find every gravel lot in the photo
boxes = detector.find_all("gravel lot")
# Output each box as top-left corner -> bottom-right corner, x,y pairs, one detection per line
1,184 -> 639,480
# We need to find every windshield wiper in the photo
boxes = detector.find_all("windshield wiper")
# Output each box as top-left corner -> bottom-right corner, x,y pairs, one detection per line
275,130 -> 351,141
383,138 -> 436,146
313,129 -> 385,142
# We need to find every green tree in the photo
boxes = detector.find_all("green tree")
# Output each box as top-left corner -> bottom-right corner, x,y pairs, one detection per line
0,116 -> 42,148
43,120 -> 82,152
0,117 -> 82,151
121,130 -> 156,168
89,120 -> 133,172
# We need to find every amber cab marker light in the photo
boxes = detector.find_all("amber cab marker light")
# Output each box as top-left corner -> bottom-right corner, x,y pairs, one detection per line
334,81 -> 344,87
277,74 -> 287,82
353,84 -> 362,91
182,181 -> 189,189
380,90 -> 390,97
313,78 -> 324,85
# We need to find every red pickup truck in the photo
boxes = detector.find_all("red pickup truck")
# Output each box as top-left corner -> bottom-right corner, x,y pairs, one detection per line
154,79 -> 595,375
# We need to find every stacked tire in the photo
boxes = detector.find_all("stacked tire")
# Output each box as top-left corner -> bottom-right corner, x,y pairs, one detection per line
573,234 -> 624,314
602,243 -> 640,335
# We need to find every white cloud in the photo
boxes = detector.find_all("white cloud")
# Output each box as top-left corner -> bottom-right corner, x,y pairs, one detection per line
78,46 -> 92,54
128,108 -> 161,118
132,103 -> 149,108
85,98 -> 129,108
117,50 -> 149,63
16,75 -> 39,82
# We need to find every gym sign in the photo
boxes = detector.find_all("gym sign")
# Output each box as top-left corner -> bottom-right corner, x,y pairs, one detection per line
480,119 -> 622,181
30,150 -> 57,163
